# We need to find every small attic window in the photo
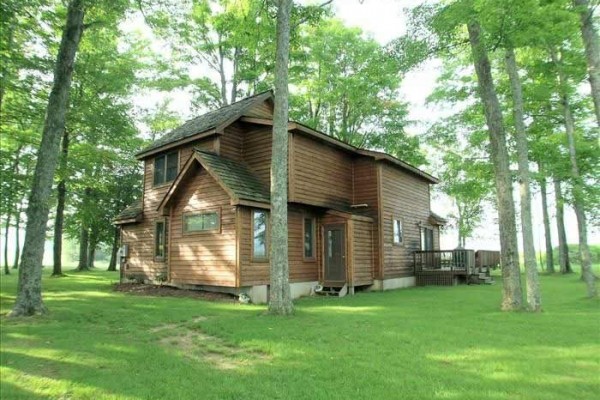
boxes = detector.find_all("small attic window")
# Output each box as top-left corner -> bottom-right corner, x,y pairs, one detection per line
154,151 -> 179,186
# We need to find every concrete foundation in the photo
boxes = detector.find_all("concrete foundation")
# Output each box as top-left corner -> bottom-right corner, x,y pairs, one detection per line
241,281 -> 319,304
369,276 -> 416,291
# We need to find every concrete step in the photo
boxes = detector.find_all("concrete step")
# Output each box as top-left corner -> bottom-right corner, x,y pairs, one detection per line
315,283 -> 348,297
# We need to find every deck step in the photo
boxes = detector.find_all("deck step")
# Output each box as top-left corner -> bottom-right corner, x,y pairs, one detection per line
315,283 -> 348,297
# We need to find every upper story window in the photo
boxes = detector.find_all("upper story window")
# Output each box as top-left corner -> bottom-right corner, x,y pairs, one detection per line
252,210 -> 268,261
393,218 -> 403,245
304,217 -> 316,259
154,151 -> 179,186
183,211 -> 220,233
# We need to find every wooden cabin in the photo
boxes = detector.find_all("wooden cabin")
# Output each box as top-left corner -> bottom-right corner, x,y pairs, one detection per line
114,91 -> 444,302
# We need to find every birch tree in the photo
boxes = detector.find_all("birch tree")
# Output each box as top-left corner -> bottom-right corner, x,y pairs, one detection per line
268,0 -> 294,316
9,0 -> 86,317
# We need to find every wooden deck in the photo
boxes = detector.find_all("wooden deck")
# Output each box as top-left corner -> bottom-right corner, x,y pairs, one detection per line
414,250 -> 499,286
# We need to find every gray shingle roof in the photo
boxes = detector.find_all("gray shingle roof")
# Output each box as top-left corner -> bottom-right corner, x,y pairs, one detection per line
195,150 -> 270,204
137,91 -> 272,157
114,199 -> 143,223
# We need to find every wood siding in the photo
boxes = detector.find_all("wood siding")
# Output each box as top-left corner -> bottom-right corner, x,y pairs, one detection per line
169,163 -> 237,287
352,157 -> 380,278
121,104 -> 440,289
350,219 -> 375,286
242,128 -> 272,186
291,134 -> 353,209
120,138 -> 216,280
380,163 -> 435,278
239,207 -> 319,286
219,122 -> 244,162
243,100 -> 273,119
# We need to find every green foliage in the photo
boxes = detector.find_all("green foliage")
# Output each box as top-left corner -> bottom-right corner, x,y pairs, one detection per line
399,0 -> 599,242
1,270 -> 599,399
289,19 -> 425,165
553,244 -> 600,266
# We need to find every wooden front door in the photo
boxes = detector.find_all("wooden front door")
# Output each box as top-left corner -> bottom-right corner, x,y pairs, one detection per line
324,224 -> 346,283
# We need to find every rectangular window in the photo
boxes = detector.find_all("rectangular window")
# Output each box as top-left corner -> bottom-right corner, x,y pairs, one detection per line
421,227 -> 434,251
183,211 -> 220,233
304,217 -> 316,259
153,151 -> 179,186
252,210 -> 268,260
393,218 -> 403,245
155,221 -> 166,259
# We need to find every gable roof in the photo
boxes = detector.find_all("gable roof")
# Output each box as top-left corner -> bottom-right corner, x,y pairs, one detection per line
136,91 -> 273,159
157,150 -> 270,213
138,91 -> 438,184
196,150 -> 270,204
288,121 -> 439,184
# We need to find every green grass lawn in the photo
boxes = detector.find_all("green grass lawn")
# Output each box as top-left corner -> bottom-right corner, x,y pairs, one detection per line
1,268 -> 599,400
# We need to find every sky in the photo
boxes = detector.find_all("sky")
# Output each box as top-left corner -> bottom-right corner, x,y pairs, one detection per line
2,0 -> 597,266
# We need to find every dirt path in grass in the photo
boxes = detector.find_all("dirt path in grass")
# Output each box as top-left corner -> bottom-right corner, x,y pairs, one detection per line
113,283 -> 237,302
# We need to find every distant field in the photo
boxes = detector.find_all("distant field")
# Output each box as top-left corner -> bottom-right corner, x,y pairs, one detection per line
1,268 -> 599,400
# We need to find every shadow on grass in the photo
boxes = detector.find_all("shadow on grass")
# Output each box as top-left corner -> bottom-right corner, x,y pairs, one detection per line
0,381 -> 49,400
1,270 -> 599,399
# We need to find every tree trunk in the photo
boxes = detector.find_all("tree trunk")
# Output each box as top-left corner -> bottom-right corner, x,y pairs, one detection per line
554,179 -> 571,274
9,0 -> 85,317
505,47 -> 541,311
538,170 -> 554,273
218,39 -> 228,106
52,130 -> 69,277
4,213 -> 11,275
553,49 -> 597,297
77,226 -> 89,271
230,46 -> 240,104
87,227 -> 98,269
13,203 -> 21,269
467,20 -> 523,311
268,0 -> 294,316
107,227 -> 119,271
574,0 -> 600,126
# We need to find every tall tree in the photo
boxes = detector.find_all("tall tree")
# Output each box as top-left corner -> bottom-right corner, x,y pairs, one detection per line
467,19 -> 523,310
9,0 -> 85,317
504,47 -> 541,311
554,179 -> 572,274
53,129 -> 69,276
269,0 -> 293,316
552,49 -> 597,297
574,0 -> 600,125
537,166 -> 554,273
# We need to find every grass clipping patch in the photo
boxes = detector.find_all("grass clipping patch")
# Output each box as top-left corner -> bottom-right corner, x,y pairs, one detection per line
154,318 -> 270,370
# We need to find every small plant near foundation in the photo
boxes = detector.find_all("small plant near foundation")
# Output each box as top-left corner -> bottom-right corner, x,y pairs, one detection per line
155,272 -> 168,285
125,273 -> 145,284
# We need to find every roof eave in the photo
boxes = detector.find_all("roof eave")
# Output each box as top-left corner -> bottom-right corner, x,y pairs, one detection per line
113,215 -> 142,226
135,129 -> 219,160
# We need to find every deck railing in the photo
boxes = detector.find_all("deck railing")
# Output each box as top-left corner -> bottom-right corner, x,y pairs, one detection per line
475,250 -> 501,269
414,250 -> 475,273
